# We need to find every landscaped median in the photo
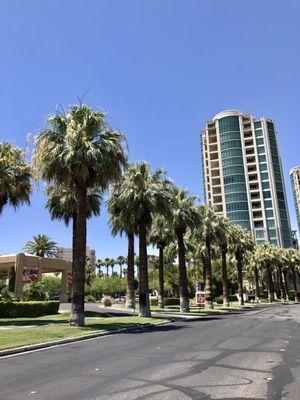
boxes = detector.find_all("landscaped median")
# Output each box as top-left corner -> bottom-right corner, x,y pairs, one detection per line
0,311 -> 170,354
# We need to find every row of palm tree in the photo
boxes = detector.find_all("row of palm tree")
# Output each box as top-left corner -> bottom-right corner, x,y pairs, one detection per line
1,103 -> 300,327
96,256 -> 127,277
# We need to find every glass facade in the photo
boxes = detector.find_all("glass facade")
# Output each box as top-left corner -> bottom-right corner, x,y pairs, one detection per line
201,111 -> 293,248
219,116 -> 251,230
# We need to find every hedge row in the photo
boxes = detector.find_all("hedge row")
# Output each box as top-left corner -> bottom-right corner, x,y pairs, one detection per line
0,301 -> 60,318
150,297 -> 180,307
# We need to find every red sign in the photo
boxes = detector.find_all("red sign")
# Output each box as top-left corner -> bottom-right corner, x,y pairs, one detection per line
196,291 -> 205,307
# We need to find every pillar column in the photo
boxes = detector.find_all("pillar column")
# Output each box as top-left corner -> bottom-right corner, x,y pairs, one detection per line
14,253 -> 25,298
37,258 -> 43,280
59,269 -> 68,303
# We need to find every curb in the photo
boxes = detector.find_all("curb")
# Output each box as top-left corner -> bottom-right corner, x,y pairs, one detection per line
0,320 -> 172,358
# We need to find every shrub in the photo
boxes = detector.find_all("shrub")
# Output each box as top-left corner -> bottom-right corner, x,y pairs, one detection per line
150,297 -> 158,306
214,295 -> 223,304
23,281 -> 47,301
102,295 -> 113,307
165,297 -> 180,306
85,294 -> 95,302
0,301 -> 59,318
0,288 -> 17,302
246,295 -> 255,302
41,276 -> 61,297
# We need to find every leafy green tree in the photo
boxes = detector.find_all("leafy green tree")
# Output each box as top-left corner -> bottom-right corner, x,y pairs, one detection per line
0,142 -> 32,215
284,248 -> 300,302
41,275 -> 61,297
24,234 -> 58,258
34,104 -> 127,326
168,186 -> 199,312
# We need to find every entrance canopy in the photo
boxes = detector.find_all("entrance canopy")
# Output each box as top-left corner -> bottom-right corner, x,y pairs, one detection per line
0,253 -> 72,302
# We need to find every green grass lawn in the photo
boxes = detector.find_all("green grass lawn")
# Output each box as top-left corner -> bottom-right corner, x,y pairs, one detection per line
0,312 -> 169,351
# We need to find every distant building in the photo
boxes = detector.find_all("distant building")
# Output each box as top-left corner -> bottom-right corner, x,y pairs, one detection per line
290,166 -> 300,237
57,246 -> 96,266
201,110 -> 292,247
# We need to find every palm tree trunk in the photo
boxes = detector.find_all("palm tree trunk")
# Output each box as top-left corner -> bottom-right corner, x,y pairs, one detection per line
291,268 -> 299,302
204,237 -> 213,309
201,254 -> 206,290
70,185 -> 87,327
126,232 -> 135,309
278,265 -> 286,301
138,222 -> 151,316
254,265 -> 260,302
158,246 -> 165,308
177,231 -> 189,312
236,252 -> 244,306
221,245 -> 229,307
106,266 -> 109,276
119,264 -> 122,277
266,264 -> 275,302
282,269 -> 289,301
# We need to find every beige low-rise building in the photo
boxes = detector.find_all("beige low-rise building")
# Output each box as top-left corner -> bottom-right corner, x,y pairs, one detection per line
0,253 -> 72,302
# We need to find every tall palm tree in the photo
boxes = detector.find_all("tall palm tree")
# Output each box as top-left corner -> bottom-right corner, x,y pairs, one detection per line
248,247 -> 262,302
216,215 -> 232,307
24,234 -> 58,258
107,162 -> 171,316
285,248 -> 300,302
109,258 -> 116,275
255,244 -> 276,303
0,142 -> 32,215
107,180 -> 137,309
104,258 -> 111,276
149,216 -> 174,308
168,186 -> 199,312
96,258 -> 105,276
199,204 -> 220,309
229,225 -> 253,306
34,104 -> 127,326
116,256 -> 126,277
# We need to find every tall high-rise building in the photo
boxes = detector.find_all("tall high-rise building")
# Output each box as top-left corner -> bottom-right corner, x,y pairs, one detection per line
201,110 -> 292,248
57,246 -> 96,265
290,166 -> 300,235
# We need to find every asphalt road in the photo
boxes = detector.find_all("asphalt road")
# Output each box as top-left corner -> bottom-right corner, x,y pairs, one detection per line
0,305 -> 299,400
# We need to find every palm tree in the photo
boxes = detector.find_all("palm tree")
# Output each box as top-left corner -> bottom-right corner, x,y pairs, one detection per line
24,234 -> 58,258
96,258 -> 105,276
107,180 -> 137,309
168,186 -> 199,312
149,216 -> 174,308
248,247 -> 262,302
0,142 -> 32,215
285,248 -> 300,302
255,244 -> 276,303
116,256 -> 126,277
230,225 -> 253,306
199,205 -> 220,309
104,258 -> 111,276
216,216 -> 231,307
109,258 -> 116,275
34,104 -> 127,326
107,162 -> 171,317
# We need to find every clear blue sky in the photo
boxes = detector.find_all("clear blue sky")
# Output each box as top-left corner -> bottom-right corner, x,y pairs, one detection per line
1,0 -> 300,258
